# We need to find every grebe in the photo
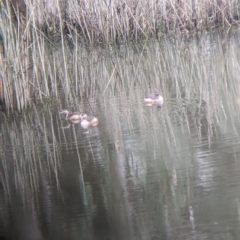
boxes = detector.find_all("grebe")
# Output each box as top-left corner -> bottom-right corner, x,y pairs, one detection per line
59,109 -> 82,121
143,91 -> 163,106
80,113 -> 98,128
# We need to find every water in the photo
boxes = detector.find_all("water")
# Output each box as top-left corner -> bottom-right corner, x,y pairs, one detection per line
1,32 -> 240,240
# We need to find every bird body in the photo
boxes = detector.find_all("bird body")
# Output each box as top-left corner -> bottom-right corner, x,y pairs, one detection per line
143,92 -> 163,106
59,110 -> 82,121
80,114 -> 98,128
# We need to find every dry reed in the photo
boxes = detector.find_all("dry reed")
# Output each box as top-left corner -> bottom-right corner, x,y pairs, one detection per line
0,0 -> 240,111
1,33 -> 240,237
16,0 -> 240,43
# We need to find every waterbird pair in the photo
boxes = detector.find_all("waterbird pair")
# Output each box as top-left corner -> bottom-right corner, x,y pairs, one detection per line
60,91 -> 162,126
59,110 -> 98,128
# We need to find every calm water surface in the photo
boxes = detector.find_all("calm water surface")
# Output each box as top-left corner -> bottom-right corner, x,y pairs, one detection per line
1,33 -> 240,240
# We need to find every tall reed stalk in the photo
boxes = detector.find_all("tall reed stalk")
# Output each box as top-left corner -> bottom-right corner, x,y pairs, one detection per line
1,32 -> 240,237
0,0 -> 240,112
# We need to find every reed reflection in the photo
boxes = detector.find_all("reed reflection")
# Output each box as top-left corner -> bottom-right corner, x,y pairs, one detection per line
1,33 -> 240,239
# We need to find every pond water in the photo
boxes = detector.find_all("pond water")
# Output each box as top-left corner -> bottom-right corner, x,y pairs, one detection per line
1,32 -> 240,240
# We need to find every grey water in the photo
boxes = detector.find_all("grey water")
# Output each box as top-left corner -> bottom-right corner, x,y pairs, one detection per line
1,32 -> 240,240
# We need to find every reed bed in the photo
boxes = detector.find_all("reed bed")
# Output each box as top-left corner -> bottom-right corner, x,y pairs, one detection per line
0,0 -> 240,111
8,0 -> 240,42
1,32 -> 240,237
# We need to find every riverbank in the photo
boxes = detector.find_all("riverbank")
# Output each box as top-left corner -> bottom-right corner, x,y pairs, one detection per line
0,0 -> 240,112
4,0 -> 240,44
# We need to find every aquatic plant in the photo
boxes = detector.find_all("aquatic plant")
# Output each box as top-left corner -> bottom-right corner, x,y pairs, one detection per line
0,0 -> 240,111
1,32 -> 240,239
6,0 -> 240,44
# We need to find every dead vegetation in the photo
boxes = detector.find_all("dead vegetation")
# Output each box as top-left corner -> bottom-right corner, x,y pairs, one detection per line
0,0 -> 239,112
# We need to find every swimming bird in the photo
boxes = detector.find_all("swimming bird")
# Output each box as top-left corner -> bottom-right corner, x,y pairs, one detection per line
80,113 -> 98,128
59,109 -> 82,121
143,91 -> 163,106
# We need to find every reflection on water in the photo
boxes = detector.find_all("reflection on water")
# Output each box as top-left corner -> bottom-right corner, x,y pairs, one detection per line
2,33 -> 240,239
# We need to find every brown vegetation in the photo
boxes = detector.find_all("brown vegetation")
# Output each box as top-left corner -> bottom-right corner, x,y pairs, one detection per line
4,0 -> 240,44
0,0 -> 240,112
